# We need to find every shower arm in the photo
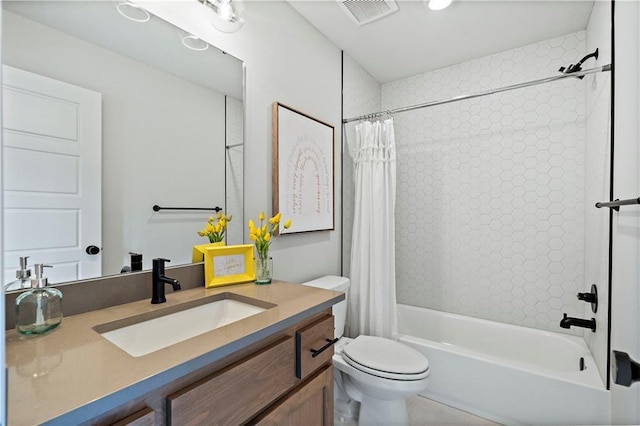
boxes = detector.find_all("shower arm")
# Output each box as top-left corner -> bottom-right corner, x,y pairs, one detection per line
559,49 -> 600,78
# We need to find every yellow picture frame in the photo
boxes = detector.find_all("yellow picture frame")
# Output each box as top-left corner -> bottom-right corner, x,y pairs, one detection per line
203,244 -> 255,288
192,241 -> 225,263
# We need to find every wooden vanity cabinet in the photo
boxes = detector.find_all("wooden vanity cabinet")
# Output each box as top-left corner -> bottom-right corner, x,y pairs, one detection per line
166,313 -> 335,425
94,311 -> 335,426
111,407 -> 155,426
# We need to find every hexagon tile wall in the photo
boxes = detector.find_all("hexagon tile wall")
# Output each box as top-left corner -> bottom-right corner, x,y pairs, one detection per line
382,31 -> 588,334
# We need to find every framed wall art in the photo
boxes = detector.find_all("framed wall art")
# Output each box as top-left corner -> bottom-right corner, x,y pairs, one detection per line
272,102 -> 335,234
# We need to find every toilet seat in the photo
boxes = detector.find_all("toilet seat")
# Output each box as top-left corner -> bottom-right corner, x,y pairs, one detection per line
342,335 -> 430,381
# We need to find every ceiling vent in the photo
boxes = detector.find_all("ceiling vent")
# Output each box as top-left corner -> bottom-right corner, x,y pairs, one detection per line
337,0 -> 399,26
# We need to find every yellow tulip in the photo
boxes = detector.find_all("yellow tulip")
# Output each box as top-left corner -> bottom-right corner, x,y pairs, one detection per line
264,232 -> 271,241
220,218 -> 226,227
217,212 -> 222,220
262,224 -> 268,234
269,212 -> 281,225
283,219 -> 292,229
208,216 -> 214,222
256,228 -> 262,237
197,230 -> 205,236
259,211 -> 265,221
249,234 -> 257,241
248,219 -> 255,229
225,215 -> 233,221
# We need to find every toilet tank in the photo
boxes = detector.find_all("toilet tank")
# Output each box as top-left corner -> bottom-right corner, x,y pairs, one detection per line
301,276 -> 350,339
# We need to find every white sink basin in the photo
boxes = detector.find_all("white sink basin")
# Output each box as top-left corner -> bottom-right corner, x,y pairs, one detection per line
95,295 -> 271,357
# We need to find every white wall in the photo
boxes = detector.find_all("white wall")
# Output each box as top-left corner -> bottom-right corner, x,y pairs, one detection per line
141,1 -> 343,282
3,11 -> 227,275
381,32 -> 592,335
342,53 -> 382,280
611,1 -> 640,423
584,0 -> 612,389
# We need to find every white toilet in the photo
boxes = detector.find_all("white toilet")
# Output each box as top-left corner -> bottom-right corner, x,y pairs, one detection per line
302,276 -> 430,425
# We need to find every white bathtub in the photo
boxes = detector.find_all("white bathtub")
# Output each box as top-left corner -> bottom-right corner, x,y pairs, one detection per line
397,304 -> 610,425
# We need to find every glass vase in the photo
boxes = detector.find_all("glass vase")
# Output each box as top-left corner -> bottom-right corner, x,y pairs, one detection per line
254,256 -> 273,285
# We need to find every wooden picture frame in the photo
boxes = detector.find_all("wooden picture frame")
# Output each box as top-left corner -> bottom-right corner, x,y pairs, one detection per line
272,102 -> 335,234
203,244 -> 255,288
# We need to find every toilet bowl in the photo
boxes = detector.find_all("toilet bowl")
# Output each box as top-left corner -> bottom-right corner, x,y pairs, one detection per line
302,276 -> 430,425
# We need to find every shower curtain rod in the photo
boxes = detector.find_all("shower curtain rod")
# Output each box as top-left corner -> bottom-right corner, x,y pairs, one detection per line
342,64 -> 612,124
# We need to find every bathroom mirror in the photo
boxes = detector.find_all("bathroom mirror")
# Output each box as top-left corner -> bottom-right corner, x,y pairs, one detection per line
1,1 -> 244,288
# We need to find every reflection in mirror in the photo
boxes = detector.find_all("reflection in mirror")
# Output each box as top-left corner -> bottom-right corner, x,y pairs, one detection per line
2,1 -> 244,289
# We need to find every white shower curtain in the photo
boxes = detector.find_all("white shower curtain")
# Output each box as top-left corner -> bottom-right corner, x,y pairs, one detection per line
347,118 -> 397,339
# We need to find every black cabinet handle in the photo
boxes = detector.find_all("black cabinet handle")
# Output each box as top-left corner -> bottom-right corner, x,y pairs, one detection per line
310,338 -> 339,358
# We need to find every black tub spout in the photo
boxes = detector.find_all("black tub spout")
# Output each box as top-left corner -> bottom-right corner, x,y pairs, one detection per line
560,313 -> 596,332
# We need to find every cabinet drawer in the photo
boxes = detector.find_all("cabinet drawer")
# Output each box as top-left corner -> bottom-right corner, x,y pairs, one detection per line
167,337 -> 296,425
296,315 -> 335,380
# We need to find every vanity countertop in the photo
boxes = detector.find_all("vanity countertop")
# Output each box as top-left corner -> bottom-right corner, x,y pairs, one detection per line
5,280 -> 344,425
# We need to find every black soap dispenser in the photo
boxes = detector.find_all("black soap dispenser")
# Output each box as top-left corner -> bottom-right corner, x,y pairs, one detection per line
15,264 -> 63,335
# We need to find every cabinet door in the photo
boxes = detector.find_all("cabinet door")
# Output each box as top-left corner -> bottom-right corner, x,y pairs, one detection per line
253,365 -> 333,426
110,407 -> 155,426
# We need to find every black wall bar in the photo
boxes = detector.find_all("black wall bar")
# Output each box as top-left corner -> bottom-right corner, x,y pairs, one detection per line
152,205 -> 222,212
595,197 -> 640,211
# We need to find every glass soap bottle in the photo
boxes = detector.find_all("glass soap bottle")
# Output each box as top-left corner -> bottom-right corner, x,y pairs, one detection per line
15,264 -> 63,335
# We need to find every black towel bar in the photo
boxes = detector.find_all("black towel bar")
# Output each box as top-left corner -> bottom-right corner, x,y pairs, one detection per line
152,205 -> 222,212
595,197 -> 640,211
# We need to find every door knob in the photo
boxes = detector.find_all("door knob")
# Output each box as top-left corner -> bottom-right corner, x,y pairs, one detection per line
86,245 -> 101,255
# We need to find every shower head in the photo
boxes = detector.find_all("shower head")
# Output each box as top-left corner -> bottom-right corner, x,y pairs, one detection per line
558,48 -> 599,79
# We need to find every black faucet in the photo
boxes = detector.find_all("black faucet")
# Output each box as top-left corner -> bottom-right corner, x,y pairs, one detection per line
151,258 -> 181,304
560,313 -> 596,332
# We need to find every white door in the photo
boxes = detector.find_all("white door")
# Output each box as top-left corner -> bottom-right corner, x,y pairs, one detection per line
2,65 -> 102,287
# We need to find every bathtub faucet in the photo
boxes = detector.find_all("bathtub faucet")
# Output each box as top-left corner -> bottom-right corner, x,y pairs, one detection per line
560,313 -> 596,332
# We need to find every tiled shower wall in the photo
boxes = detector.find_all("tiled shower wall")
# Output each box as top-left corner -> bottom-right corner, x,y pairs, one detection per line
384,31 -> 587,334
343,30 -> 604,335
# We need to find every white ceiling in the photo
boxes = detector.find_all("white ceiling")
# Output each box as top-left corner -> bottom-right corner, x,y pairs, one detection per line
288,0 -> 595,83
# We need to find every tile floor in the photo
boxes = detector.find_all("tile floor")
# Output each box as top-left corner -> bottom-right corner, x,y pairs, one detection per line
336,395 -> 500,426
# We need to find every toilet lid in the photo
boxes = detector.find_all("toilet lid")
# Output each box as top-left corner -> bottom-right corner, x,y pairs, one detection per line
342,335 -> 429,381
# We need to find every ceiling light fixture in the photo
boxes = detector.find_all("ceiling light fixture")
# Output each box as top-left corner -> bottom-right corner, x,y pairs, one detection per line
116,1 -> 151,23
198,0 -> 246,33
427,0 -> 453,11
